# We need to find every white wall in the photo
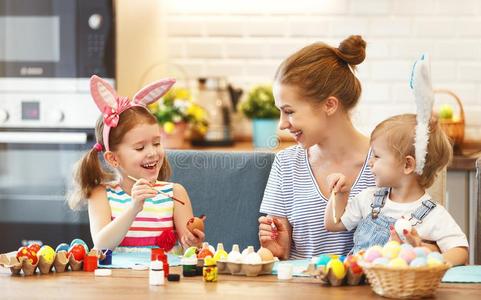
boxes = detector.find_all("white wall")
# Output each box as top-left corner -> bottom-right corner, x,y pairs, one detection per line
161,0 -> 481,139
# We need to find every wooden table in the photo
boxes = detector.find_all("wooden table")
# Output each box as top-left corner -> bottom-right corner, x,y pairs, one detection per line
1,268 -> 480,300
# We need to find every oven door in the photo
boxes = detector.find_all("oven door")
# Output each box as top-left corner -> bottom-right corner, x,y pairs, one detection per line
0,129 -> 94,252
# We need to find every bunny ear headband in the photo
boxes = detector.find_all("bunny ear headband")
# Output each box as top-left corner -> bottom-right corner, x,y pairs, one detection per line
90,75 -> 175,152
409,54 -> 434,175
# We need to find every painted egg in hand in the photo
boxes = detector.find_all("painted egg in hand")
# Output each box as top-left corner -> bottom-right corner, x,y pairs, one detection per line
68,244 -> 86,261
16,246 -> 39,265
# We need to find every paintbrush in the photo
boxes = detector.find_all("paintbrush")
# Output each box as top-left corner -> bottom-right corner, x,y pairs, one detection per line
330,191 -> 338,224
127,175 -> 185,205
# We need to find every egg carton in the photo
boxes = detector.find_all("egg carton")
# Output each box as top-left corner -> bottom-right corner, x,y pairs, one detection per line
0,249 -> 103,276
303,263 -> 365,286
217,259 -> 278,277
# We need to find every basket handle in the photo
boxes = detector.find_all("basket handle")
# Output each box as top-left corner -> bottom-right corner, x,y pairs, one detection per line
433,89 -> 465,121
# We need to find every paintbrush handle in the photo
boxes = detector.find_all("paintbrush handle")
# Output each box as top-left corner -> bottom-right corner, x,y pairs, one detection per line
127,175 -> 185,205
331,191 -> 338,224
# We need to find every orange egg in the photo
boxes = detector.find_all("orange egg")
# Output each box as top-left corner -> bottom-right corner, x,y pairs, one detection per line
257,247 -> 274,261
187,215 -> 205,233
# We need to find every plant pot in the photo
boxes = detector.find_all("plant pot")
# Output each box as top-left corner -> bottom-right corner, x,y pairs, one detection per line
160,122 -> 187,149
252,118 -> 278,149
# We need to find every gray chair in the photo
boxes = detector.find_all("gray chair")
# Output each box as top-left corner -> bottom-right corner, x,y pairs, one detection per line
166,150 -> 275,251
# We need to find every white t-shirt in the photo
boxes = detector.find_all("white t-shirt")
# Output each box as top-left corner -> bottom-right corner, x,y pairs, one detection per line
341,187 -> 469,252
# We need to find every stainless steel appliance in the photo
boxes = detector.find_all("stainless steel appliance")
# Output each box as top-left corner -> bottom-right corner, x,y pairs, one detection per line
0,0 -> 115,252
0,0 -> 115,78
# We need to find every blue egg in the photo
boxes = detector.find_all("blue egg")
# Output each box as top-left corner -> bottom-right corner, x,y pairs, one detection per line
55,243 -> 70,253
372,257 -> 389,266
400,243 -> 414,251
410,257 -> 427,267
413,247 -> 427,257
427,252 -> 444,261
338,255 -> 346,263
70,239 -> 89,252
315,254 -> 331,267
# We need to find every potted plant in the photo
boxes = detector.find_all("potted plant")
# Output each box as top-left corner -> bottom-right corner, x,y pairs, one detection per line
149,87 -> 208,148
238,84 -> 280,149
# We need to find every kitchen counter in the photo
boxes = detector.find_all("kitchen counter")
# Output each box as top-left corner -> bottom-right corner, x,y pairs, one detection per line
450,141 -> 481,171
184,139 -> 481,171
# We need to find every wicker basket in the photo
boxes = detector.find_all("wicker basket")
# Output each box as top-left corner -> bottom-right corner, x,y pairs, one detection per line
434,89 -> 465,146
363,263 -> 451,299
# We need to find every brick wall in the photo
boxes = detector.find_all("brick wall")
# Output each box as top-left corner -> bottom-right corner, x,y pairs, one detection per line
161,0 -> 481,139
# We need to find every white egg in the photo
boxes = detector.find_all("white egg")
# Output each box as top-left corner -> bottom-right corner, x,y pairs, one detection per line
394,218 -> 412,242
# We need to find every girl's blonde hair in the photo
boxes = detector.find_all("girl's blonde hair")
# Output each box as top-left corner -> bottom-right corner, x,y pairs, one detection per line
68,107 -> 171,210
370,114 -> 452,188
274,35 -> 366,111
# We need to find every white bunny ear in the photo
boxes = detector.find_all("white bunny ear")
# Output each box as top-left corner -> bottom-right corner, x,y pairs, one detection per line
410,54 -> 434,175
133,78 -> 176,106
90,75 -> 118,113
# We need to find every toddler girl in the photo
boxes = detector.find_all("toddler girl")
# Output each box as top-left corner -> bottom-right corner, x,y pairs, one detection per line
324,56 -> 468,266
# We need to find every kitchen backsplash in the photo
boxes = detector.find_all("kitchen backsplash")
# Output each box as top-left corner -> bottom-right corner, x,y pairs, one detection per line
160,0 -> 481,139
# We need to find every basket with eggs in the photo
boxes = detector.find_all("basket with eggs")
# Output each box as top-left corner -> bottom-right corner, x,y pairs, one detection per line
360,241 -> 450,299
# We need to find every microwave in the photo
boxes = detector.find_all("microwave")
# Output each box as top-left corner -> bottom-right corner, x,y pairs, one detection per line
0,0 -> 115,78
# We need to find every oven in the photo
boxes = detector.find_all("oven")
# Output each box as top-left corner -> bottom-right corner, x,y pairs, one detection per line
0,128 -> 95,252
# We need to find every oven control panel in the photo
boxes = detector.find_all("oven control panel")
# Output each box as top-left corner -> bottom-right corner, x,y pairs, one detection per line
0,78 -> 113,128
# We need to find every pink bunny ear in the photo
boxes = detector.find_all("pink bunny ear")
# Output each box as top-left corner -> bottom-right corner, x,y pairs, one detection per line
90,75 -> 118,113
132,78 -> 176,106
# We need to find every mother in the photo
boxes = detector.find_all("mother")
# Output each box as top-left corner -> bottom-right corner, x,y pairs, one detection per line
258,35 -> 375,259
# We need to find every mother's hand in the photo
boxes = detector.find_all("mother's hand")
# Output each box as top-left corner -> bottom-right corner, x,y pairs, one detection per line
258,216 -> 291,260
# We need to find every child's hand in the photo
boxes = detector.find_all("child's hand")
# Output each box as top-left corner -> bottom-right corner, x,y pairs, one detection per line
130,178 -> 157,213
181,229 -> 205,248
389,225 -> 422,247
327,173 -> 348,193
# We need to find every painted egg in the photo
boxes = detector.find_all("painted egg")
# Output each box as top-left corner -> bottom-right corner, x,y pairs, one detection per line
68,244 -> 86,261
213,243 -> 229,261
38,245 -> 56,264
184,246 -> 198,258
70,239 -> 89,253
394,218 -> 412,242
27,243 -> 41,253
56,243 -> 70,253
363,246 -> 383,262
372,257 -> 389,266
315,254 -> 331,267
186,215 -> 205,233
399,247 -> 416,263
326,257 -> 346,279
427,252 -> 444,266
197,248 -> 214,259
16,246 -> 38,265
410,257 -> 427,267
413,246 -> 429,257
382,240 -> 401,259
388,257 -> 408,268
257,247 -> 274,261
344,255 -> 363,274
